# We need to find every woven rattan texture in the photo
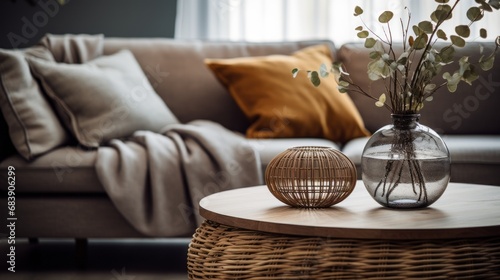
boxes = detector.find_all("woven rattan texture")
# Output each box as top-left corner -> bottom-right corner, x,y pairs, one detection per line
265,146 -> 356,207
187,221 -> 500,279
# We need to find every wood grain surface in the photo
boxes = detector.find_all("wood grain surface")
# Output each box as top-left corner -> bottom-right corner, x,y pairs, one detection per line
199,181 -> 500,240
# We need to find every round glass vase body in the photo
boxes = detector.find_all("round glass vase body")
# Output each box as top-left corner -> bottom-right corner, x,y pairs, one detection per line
361,114 -> 450,209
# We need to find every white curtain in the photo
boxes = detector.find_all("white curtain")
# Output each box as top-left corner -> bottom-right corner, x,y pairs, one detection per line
175,0 -> 500,45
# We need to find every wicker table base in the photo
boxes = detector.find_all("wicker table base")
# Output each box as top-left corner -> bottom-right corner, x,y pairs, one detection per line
188,221 -> 500,279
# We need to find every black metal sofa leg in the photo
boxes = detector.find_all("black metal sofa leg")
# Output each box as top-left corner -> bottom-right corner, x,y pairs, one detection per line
75,238 -> 88,269
28,238 -> 39,244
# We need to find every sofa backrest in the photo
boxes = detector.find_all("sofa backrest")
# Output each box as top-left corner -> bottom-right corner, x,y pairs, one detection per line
338,42 -> 500,135
3,37 -> 496,160
102,38 -> 336,133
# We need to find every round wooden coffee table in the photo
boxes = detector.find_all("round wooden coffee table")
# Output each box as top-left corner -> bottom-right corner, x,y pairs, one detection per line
187,182 -> 500,279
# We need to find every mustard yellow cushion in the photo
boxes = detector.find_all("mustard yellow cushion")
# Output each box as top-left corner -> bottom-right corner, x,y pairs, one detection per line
205,44 -> 370,143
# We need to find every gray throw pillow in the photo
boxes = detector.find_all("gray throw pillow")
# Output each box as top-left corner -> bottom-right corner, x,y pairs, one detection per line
0,48 -> 69,160
28,49 -> 179,148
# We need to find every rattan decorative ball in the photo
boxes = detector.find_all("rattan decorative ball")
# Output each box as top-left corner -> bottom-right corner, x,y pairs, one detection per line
265,146 -> 357,208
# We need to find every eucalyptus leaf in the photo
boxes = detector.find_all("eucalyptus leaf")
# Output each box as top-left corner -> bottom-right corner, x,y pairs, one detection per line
397,51 -> 409,62
365,38 -> 377,48
378,11 -> 394,23
447,82 -> 459,92
414,103 -> 425,111
319,63 -> 329,78
331,63 -> 342,83
490,0 -> 500,9
369,51 -> 382,59
443,71 -> 461,92
368,58 -> 391,79
439,4 -> 453,13
455,25 -> 470,37
424,83 -> 437,93
439,45 -> 455,63
462,66 -> 479,84
413,33 -> 428,50
467,7 -> 483,21
397,56 -> 408,65
432,5 -> 452,22
368,72 -> 381,81
458,56 -> 470,76
309,71 -> 321,87
373,40 -> 385,53
338,86 -> 349,93
338,80 -> 350,87
375,93 -> 386,107
466,72 -> 479,85
418,21 -> 434,34
413,25 -> 424,36
357,31 -> 369,38
426,51 -> 436,62
431,10 -> 448,22
481,2 -> 493,11
451,35 -> 465,47
479,55 -> 495,70
480,28 -> 487,38
437,29 -> 448,40
354,6 -> 363,16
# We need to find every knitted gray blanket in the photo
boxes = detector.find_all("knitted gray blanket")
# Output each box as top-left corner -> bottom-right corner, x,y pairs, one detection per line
95,120 -> 262,236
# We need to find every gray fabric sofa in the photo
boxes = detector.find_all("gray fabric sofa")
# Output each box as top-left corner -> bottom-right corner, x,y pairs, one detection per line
1,36 -> 499,239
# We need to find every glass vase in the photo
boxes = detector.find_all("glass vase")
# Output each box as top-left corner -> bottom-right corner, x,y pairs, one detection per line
361,114 -> 450,209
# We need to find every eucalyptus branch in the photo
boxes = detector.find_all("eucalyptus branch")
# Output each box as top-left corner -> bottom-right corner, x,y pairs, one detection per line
411,0 -> 461,91
423,81 -> 448,99
382,23 -> 393,48
403,8 -> 412,52
294,2 -> 499,115
359,15 -> 390,45
350,84 -> 393,111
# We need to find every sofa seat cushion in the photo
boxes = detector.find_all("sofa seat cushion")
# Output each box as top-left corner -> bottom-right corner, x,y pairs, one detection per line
1,138 -> 341,194
342,135 -> 500,186
442,135 -> 500,186
441,135 -> 500,164
248,138 -> 340,175
0,146 -> 104,194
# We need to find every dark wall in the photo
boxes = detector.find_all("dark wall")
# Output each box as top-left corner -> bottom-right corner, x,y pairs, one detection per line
0,0 -> 177,49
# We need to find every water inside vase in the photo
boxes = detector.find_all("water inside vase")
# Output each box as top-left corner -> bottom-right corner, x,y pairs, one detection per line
362,151 -> 450,208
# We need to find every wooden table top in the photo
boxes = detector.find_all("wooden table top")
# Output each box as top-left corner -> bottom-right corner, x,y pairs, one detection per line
199,181 -> 500,240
